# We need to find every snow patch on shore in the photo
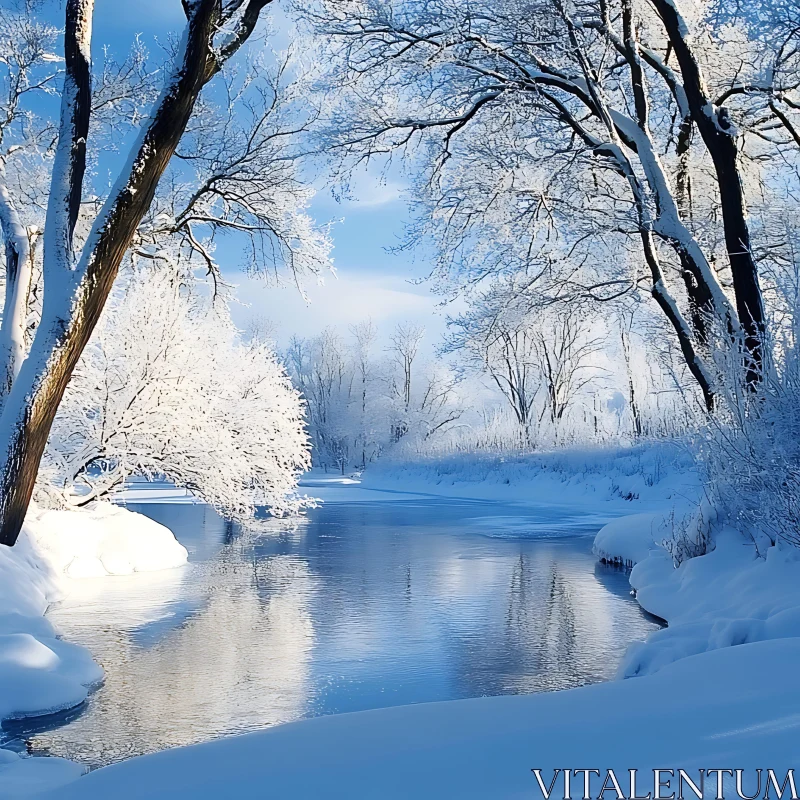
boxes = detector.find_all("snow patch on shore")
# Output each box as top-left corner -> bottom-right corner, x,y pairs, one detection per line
592,512 -> 669,567
29,503 -> 188,577
0,752 -> 84,800
0,523 -> 102,725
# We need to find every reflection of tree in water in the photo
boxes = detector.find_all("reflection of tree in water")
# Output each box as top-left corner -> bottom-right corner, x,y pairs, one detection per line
448,544 -> 641,699
464,551 -> 580,695
29,532 -> 317,769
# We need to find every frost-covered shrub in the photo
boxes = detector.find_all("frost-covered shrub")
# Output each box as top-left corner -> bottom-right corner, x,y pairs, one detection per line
694,347 -> 800,552
658,503 -> 715,566
42,268 -> 311,519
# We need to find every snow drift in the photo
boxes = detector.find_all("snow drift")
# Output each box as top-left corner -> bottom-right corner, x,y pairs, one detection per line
621,529 -> 800,677
591,498 -> 800,680
27,503 -> 188,578
0,522 -> 103,724
34,637 -> 800,799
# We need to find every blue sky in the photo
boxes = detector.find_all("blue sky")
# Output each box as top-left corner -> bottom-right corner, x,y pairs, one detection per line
234,165 -> 448,349
40,0 -> 449,349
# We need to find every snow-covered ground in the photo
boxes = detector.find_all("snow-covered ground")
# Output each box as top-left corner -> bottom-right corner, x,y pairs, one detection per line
35,639 -> 800,799
358,444 -> 699,508
591,495 -> 800,677
621,529 -> 800,677
0,504 -> 187,797
27,504 -> 188,578
8,449 -> 800,799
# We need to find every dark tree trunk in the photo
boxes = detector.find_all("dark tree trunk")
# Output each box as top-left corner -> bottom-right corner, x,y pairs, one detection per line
680,251 -> 713,345
652,0 -> 766,386
638,228 -> 715,412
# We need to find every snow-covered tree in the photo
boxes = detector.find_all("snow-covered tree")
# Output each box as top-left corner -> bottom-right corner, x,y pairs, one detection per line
386,322 -> 425,441
0,1 -> 330,545
283,318 -> 463,470
447,297 -> 543,446
349,319 -> 381,468
286,328 -> 353,471
447,293 -> 606,443
45,266 -> 310,519
301,0 -> 800,408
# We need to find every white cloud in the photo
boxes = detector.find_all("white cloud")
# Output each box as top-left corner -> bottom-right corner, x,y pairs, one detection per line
228,271 -> 448,347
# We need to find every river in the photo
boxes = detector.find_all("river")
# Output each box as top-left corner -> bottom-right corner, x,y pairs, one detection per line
2,481 -> 660,769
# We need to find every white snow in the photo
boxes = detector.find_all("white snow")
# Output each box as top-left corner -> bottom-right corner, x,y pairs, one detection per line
27,504 -> 188,577
592,511 -> 669,567
621,528 -> 800,678
0,526 -> 102,725
585,485 -> 800,680
0,504 -> 187,793
300,446 -> 698,522
356,444 -> 699,513
0,753 -> 83,800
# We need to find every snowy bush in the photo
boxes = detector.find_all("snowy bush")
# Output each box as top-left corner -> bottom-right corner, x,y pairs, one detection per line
43,268 -> 311,519
657,503 -> 715,567
693,375 -> 800,552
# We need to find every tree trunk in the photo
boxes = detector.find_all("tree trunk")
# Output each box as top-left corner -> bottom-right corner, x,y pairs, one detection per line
0,164 -> 33,402
620,327 -> 642,436
652,0 -> 766,386
0,0 -> 224,546
594,137 -> 717,410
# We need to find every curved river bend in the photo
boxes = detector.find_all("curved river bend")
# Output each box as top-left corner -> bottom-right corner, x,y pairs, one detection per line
3,483 -> 660,769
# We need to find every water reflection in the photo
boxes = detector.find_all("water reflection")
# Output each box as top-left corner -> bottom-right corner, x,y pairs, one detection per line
8,499 -> 660,768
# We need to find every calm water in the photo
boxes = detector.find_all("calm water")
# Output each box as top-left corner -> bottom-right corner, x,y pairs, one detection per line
3,488 -> 660,769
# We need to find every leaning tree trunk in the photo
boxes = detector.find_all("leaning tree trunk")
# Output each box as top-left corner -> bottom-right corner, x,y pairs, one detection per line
0,0 -> 269,547
593,131 -> 718,410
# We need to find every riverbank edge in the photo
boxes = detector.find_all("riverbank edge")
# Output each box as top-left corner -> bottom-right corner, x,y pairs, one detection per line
594,506 -> 800,680
0,504 -> 187,796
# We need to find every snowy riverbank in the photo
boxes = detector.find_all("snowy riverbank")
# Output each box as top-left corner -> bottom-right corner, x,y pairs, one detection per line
358,443 -> 700,508
602,516 -> 800,680
36,639 -> 800,799
0,504 -> 187,796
